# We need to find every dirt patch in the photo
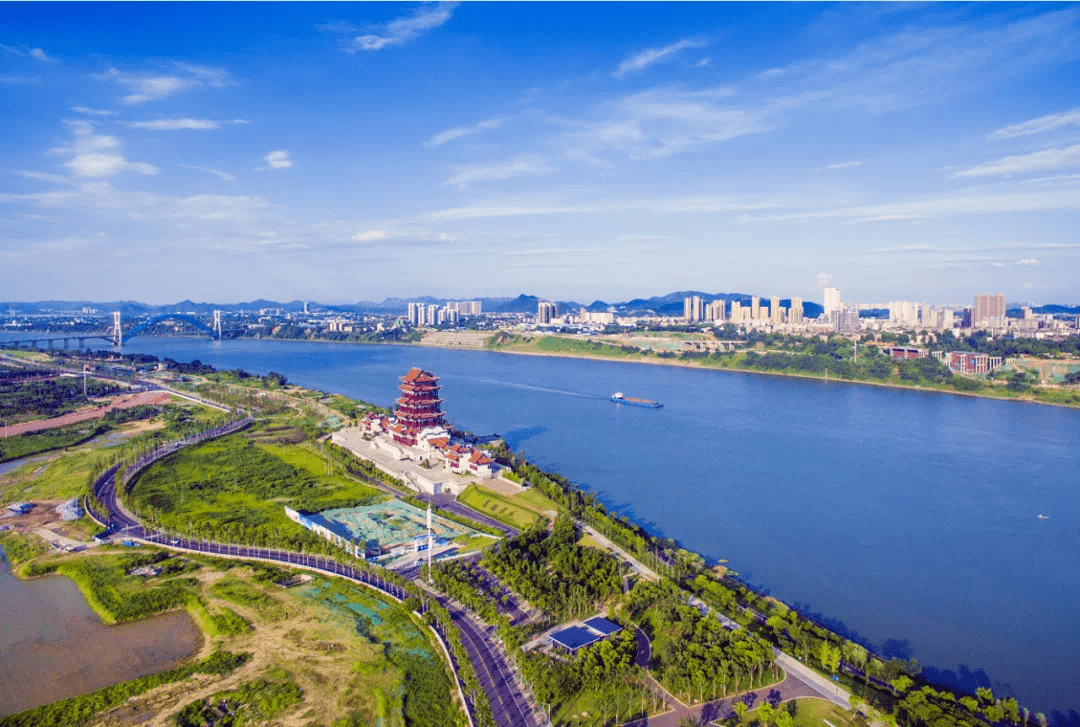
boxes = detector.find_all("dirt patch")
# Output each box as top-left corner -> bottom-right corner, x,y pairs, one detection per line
3,391 -> 173,437
420,330 -> 491,349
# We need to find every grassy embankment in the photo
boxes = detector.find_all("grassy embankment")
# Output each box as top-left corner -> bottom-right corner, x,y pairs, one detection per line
458,483 -> 566,530
0,540 -> 462,727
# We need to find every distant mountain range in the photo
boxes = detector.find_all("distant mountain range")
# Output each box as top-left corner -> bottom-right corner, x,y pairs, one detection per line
5,296 -> 1077,318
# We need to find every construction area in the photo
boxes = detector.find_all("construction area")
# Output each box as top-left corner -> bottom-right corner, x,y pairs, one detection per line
306,499 -> 488,564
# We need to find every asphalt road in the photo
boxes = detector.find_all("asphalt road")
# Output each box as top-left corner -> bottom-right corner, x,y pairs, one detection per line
438,595 -> 540,727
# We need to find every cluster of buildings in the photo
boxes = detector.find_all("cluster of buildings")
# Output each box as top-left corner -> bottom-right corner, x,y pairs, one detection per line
682,294 -> 807,326
336,367 -> 502,495
406,300 -> 482,327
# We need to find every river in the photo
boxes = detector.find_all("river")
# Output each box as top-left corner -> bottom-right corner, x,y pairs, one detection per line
10,335 -> 1080,721
0,546 -> 202,717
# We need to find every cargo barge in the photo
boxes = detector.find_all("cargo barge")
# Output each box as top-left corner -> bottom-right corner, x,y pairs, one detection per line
610,392 -> 663,408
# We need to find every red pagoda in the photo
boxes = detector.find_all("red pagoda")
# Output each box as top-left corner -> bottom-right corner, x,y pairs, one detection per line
392,367 -> 445,446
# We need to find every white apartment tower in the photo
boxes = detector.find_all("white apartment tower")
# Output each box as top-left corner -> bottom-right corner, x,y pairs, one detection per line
683,296 -> 705,322
537,301 -> 557,324
823,288 -> 841,320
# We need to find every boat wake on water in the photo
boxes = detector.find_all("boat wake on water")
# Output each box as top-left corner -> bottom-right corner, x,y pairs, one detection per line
467,378 -> 607,400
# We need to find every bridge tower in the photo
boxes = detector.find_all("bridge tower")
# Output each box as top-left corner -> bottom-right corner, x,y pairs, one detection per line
213,310 -> 222,339
112,311 -> 122,347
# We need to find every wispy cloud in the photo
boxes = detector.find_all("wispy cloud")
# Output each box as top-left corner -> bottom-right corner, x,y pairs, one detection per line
0,74 -> 40,85
567,86 -> 768,160
352,230 -> 388,241
444,154 -> 555,188
1017,258 -> 1038,265
952,143 -> 1080,178
988,107 -> 1080,140
180,164 -> 236,182
424,118 -> 502,148
262,150 -> 293,170
828,160 -> 864,169
98,63 -> 231,104
29,48 -> 52,62
72,106 -> 114,117
614,39 -> 705,79
67,155 -> 157,178
326,2 -> 458,53
14,170 -> 70,184
129,118 -> 248,131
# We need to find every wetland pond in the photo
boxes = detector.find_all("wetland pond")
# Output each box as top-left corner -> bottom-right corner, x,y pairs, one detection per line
0,547 -> 202,716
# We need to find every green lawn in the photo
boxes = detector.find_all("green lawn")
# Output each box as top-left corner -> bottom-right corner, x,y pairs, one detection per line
0,447 -> 104,505
723,698 -> 864,727
129,433 -> 385,547
458,485 -> 547,529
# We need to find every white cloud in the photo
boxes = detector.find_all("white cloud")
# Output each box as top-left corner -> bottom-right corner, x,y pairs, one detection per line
0,43 -> 24,56
828,160 -> 864,169
98,63 -> 231,104
1017,258 -> 1038,265
614,39 -> 705,79
569,86 -> 768,160
180,164 -> 236,182
262,150 -> 293,169
353,230 -> 388,241
72,106 -> 114,116
988,108 -> 1080,140
128,118 -> 246,131
424,118 -> 502,147
50,120 -> 158,178
15,170 -> 70,183
345,2 -> 458,52
29,48 -> 52,62
952,144 -> 1080,178
66,154 -> 157,178
444,154 -> 555,187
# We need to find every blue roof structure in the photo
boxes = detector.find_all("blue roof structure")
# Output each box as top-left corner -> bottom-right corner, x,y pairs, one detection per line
550,626 -> 603,651
583,617 -> 622,636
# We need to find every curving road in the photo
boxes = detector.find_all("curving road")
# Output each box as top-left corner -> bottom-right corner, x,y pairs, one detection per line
87,418 -> 541,727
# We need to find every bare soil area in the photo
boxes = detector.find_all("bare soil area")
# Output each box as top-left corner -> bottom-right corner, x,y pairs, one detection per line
4,391 -> 173,437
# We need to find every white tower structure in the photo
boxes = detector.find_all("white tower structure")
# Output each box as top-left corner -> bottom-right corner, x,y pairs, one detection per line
213,310 -> 222,339
112,311 -> 122,347
426,502 -> 434,584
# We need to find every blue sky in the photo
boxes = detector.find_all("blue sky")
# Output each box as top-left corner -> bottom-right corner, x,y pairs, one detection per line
2,2 -> 1080,306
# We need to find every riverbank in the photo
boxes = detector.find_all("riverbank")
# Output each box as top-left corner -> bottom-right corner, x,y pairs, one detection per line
211,332 -> 1080,409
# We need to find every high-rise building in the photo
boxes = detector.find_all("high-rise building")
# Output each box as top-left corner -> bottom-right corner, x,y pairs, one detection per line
790,297 -> 804,324
771,296 -> 783,324
973,293 -> 1006,326
730,301 -> 742,322
706,300 -> 725,322
683,296 -> 705,322
823,288 -> 841,320
751,296 -> 760,320
889,301 -> 919,327
407,302 -> 424,326
942,310 -> 955,329
537,301 -> 557,324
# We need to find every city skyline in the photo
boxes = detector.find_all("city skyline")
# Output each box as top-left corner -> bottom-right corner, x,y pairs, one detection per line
3,3 -> 1080,304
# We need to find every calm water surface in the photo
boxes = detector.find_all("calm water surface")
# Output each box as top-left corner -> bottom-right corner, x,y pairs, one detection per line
56,338 -> 1080,719
0,547 -> 201,716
